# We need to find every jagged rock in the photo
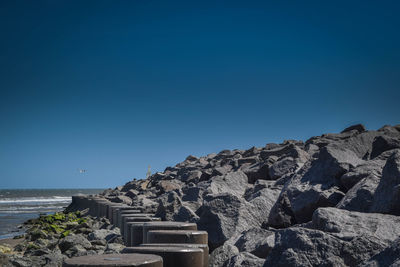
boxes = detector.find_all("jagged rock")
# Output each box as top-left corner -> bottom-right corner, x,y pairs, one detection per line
156,180 -> 182,193
245,185 -> 281,227
108,195 -> 132,205
370,135 -> 400,159
362,237 -> 400,267
197,193 -> 262,249
181,186 -> 203,203
172,204 -> 199,223
155,191 -> 182,221
64,244 -> 89,258
311,208 -> 400,243
104,243 -> 125,254
336,174 -> 380,212
341,124 -> 366,133
207,171 -> 249,197
370,150 -> 400,215
227,252 -> 265,267
339,159 -> 385,190
59,234 -> 91,253
268,144 -> 362,227
234,228 -> 275,258
263,227 -> 387,267
180,170 -> 203,183
237,156 -> 259,165
209,242 -> 239,267
125,189 -> 138,199
88,229 -> 120,242
242,162 -> 271,184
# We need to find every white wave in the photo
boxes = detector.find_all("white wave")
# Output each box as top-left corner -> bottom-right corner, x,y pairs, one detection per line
0,196 -> 72,204
0,205 -> 66,213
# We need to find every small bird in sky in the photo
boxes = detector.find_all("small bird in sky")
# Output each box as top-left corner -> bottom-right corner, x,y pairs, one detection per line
79,169 -> 87,174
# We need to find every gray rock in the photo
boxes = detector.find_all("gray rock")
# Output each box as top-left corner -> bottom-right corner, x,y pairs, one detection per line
370,150 -> 400,215
154,191 -> 183,221
88,229 -> 120,242
245,186 -> 281,227
336,174 -> 380,212
108,195 -> 132,205
227,252 -> 265,267
59,234 -> 91,253
340,159 -> 385,190
341,124 -> 366,133
311,208 -> 400,243
268,144 -> 361,227
263,227 -> 387,267
209,242 -> 239,267
208,171 -> 249,197
197,193 -> 262,249
104,243 -> 125,254
234,228 -> 275,258
371,135 -> 400,159
173,204 -> 200,223
64,244 -> 89,258
242,162 -> 271,184
362,238 -> 400,267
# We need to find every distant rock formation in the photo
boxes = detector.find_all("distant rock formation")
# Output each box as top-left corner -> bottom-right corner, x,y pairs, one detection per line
100,123 -> 400,266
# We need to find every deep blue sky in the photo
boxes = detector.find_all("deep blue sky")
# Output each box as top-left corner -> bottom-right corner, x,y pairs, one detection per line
1,1 -> 399,189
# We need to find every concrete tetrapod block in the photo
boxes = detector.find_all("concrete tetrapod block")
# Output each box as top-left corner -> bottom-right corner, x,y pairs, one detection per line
114,208 -> 142,227
63,253 -> 163,267
121,216 -> 160,237
98,201 -> 111,218
129,222 -> 150,246
140,243 -> 209,267
93,199 -> 109,217
117,210 -> 142,228
109,205 -> 129,224
107,204 -> 127,223
87,198 -> 99,217
147,230 -> 208,245
123,218 -> 161,246
142,222 -> 198,243
122,246 -> 203,267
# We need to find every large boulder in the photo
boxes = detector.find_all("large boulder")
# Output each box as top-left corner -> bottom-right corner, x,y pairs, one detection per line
263,227 -> 387,267
370,135 -> 400,159
244,184 -> 282,227
370,150 -> 400,215
197,193 -> 262,250
207,171 -> 249,197
234,228 -> 275,258
362,238 -> 400,267
209,242 -> 239,267
88,229 -> 120,242
311,208 -> 400,243
268,144 -> 362,228
336,174 -> 380,212
58,234 -> 91,253
227,252 -> 265,267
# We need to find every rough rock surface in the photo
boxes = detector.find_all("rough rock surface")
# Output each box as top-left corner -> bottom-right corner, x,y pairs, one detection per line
57,123 -> 400,266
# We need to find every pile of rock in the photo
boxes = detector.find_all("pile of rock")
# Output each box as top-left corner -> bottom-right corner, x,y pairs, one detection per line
1,212 -> 124,267
96,123 -> 400,266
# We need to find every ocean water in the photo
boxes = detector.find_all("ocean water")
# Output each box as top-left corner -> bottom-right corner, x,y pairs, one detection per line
0,189 -> 104,239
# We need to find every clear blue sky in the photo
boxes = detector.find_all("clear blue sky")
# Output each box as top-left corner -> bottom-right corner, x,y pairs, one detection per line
1,1 -> 399,189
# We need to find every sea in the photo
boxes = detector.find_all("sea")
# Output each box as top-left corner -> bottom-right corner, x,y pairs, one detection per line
0,189 -> 104,240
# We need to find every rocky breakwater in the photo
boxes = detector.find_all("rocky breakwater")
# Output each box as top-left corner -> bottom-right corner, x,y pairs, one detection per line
96,123 -> 400,266
4,124 -> 400,266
